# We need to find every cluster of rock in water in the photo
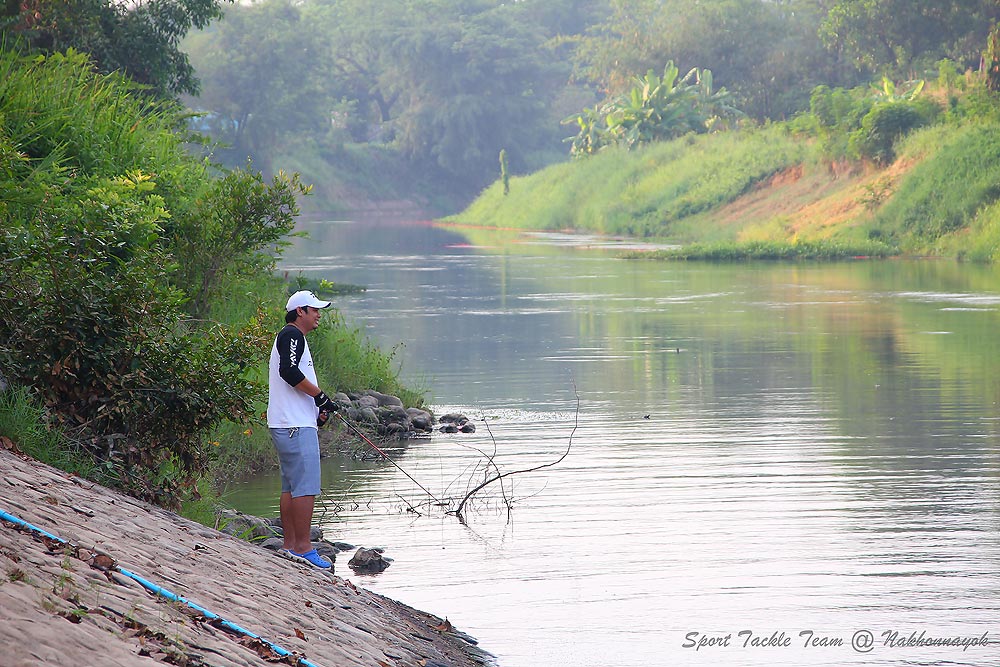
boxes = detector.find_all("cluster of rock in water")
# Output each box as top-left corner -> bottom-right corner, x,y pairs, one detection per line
333,390 -> 476,437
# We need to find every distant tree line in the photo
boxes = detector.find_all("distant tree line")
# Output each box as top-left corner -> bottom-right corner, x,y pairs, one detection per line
175,0 -> 1000,194
6,0 -> 1000,197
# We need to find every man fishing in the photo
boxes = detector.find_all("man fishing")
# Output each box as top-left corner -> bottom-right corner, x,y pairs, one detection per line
267,290 -> 338,569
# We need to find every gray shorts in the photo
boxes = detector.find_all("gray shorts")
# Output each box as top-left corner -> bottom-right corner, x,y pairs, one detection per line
269,427 -> 321,497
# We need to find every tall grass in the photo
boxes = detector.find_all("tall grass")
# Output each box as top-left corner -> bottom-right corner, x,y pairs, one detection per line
451,125 -> 806,237
622,239 -> 898,261
876,123 -> 1000,246
0,386 -> 97,478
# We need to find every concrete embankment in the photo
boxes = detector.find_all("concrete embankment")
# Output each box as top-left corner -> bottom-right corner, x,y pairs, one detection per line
0,448 -> 490,667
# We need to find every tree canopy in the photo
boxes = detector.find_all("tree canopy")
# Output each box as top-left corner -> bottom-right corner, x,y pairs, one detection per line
1,0 -> 231,98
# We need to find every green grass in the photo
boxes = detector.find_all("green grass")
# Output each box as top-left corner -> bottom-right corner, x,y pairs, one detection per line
0,386 -> 98,478
875,123 -> 1000,251
450,125 -> 806,237
622,239 -> 898,261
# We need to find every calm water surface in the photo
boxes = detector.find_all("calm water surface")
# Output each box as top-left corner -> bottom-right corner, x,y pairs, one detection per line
229,220 -> 1000,667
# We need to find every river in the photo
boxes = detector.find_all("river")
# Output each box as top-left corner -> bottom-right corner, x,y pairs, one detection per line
227,219 -> 1000,667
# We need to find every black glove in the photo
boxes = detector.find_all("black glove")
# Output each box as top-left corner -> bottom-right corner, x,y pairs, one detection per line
314,390 -> 336,412
317,410 -> 331,428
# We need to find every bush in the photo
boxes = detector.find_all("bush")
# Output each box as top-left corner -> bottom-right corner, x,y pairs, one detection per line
849,101 -> 929,164
0,48 -> 301,508
0,173 -> 272,507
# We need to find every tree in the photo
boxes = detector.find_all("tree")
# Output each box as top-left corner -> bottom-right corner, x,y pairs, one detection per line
382,0 -> 562,189
1,0 -> 232,99
819,0 -> 1000,75
0,48 -> 302,507
570,0 -> 859,120
564,61 -> 744,157
186,0 -> 330,161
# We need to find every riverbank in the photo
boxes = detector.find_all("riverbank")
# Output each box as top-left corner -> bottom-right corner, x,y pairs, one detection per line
0,447 -> 491,667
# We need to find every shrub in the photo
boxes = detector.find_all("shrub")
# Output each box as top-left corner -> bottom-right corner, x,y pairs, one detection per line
849,101 -> 928,164
0,48 -> 300,508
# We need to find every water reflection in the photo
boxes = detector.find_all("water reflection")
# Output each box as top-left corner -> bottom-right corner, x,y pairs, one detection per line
227,220 -> 1000,667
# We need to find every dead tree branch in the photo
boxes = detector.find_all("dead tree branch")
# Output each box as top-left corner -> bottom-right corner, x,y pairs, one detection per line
450,385 -> 578,523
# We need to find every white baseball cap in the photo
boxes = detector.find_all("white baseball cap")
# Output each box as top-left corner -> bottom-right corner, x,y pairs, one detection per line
285,290 -> 332,312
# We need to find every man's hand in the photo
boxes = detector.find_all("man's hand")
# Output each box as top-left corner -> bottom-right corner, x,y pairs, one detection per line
314,391 -> 336,412
317,410 -> 331,428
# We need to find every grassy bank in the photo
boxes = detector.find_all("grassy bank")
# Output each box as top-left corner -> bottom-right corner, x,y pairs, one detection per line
451,125 -> 807,238
450,105 -> 1000,262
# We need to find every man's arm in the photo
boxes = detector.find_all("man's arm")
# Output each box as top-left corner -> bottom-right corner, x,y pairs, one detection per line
275,327 -> 334,408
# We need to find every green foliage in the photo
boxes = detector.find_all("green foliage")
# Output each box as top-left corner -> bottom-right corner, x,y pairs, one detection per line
564,61 -> 743,157
0,174 -> 272,507
570,0 -> 866,121
819,0 -> 1000,76
875,123 -> 1000,243
1,0 -> 231,99
188,0 -> 569,192
0,386 -> 95,478
172,165 -> 310,316
187,0 -> 330,159
848,101 -> 929,164
0,47 -> 302,508
793,79 -> 939,163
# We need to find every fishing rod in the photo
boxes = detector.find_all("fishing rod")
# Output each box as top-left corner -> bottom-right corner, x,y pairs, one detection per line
334,412 -> 443,505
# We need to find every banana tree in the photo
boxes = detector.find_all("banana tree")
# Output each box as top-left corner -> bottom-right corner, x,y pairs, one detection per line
564,60 -> 745,156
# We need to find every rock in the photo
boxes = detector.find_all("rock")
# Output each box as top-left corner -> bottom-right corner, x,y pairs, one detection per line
216,509 -> 281,540
266,517 -> 323,542
439,413 -> 469,426
406,408 -> 434,432
377,422 -> 408,436
359,406 -> 379,424
349,547 -> 392,573
259,537 -> 284,551
331,541 -> 356,551
314,542 -> 338,565
356,395 -> 379,410
439,423 -> 459,433
364,390 -> 404,407
459,422 -> 476,433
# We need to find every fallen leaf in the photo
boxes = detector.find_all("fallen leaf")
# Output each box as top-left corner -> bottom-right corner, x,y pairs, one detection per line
0,436 -> 20,453
304,600 -> 313,608
91,554 -> 117,571
294,628 -> 306,641
432,618 -> 453,633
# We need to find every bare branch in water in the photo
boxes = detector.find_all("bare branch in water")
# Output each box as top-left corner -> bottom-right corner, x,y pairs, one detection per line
450,384 -> 578,523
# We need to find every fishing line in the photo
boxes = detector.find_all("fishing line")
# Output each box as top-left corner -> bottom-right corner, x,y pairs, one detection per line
334,412 -> 443,505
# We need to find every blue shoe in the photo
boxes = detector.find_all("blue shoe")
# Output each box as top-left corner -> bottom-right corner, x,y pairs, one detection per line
291,548 -> 332,569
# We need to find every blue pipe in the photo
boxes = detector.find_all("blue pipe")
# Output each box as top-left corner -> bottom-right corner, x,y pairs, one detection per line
0,508 -> 322,667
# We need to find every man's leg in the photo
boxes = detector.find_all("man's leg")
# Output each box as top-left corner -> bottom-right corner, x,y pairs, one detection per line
279,491 -> 298,551
285,493 -> 315,555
